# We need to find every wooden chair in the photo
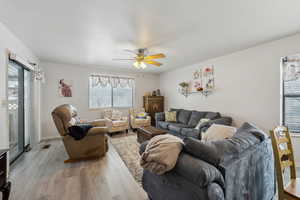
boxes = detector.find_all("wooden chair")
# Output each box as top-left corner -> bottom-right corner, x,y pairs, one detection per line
270,126 -> 300,200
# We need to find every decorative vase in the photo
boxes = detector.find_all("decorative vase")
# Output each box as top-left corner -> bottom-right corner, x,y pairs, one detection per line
197,87 -> 203,92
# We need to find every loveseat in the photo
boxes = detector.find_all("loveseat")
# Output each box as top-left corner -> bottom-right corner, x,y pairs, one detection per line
140,123 -> 275,200
155,108 -> 232,139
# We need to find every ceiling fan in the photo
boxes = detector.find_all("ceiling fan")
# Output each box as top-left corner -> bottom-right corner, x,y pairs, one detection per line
113,48 -> 166,69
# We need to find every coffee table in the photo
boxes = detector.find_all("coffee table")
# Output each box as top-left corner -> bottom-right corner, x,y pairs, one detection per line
136,126 -> 167,144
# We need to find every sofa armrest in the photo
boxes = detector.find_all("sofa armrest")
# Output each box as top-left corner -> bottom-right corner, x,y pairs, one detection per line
130,115 -> 136,122
87,127 -> 108,136
88,119 -> 106,127
199,117 -> 233,132
105,117 -> 113,129
174,153 -> 225,188
155,112 -> 165,122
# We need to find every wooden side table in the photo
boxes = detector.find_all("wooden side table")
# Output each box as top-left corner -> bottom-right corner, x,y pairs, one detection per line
0,150 -> 11,200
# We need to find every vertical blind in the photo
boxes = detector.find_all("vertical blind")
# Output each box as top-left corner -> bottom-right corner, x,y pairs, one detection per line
283,77 -> 300,133
89,75 -> 134,108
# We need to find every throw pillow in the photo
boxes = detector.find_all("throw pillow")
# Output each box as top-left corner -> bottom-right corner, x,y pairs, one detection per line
195,118 -> 210,130
136,112 -> 148,119
183,137 -> 221,166
165,111 -> 177,122
201,124 -> 236,141
111,110 -> 122,120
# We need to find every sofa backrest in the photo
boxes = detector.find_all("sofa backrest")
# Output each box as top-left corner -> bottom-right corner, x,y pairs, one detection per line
183,122 -> 268,167
52,104 -> 79,136
177,110 -> 192,124
170,108 -> 221,126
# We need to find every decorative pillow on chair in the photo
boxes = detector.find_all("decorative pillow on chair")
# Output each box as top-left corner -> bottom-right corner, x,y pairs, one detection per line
195,118 -> 210,130
165,111 -> 177,122
136,112 -> 148,119
201,124 -> 236,141
111,110 -> 122,120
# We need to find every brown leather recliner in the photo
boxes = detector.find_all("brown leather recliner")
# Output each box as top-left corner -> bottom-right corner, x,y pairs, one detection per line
52,104 -> 109,162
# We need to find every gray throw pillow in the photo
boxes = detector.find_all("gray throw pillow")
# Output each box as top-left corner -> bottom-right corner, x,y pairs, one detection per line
183,137 -> 221,166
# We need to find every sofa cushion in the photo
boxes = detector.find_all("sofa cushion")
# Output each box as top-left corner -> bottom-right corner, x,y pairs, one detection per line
184,138 -> 221,166
183,122 -> 263,166
168,123 -> 193,128
112,120 -> 128,127
157,121 -> 170,129
169,131 -> 184,139
175,153 -> 225,188
177,110 -> 192,124
134,118 -> 149,125
188,111 -> 207,127
181,128 -> 200,139
205,112 -> 221,120
168,124 -> 182,133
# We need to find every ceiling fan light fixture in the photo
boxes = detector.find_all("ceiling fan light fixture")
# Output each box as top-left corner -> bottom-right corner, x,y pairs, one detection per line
133,61 -> 146,69
115,48 -> 165,69
140,62 -> 146,69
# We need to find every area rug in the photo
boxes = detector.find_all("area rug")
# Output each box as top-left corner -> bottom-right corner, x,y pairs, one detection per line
110,132 -> 143,186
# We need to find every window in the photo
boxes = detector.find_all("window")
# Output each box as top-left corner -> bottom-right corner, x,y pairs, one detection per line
89,75 -> 134,108
282,56 -> 300,133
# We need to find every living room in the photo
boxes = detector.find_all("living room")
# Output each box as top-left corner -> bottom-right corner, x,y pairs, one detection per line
1,0 -> 300,200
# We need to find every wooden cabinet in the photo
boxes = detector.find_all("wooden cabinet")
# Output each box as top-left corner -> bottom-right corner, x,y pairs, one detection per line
143,96 -> 164,126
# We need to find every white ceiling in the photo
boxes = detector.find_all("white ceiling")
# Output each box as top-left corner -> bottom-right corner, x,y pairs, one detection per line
1,0 -> 300,73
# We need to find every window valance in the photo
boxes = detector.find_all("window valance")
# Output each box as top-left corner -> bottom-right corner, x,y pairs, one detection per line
90,74 -> 135,88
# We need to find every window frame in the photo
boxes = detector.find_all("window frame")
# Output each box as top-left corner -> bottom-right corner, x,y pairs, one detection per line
88,75 -> 135,109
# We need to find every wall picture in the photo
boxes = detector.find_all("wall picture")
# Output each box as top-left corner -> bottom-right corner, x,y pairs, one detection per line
190,66 -> 215,94
59,79 -> 73,97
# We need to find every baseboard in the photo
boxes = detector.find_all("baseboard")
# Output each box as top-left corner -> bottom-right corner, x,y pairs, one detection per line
40,136 -> 61,142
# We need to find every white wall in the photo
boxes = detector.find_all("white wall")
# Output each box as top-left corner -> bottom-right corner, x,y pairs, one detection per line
40,62 -> 160,140
160,33 -> 300,165
0,22 -> 39,149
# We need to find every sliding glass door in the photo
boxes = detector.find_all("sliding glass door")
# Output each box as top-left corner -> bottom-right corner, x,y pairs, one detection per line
8,61 -> 32,162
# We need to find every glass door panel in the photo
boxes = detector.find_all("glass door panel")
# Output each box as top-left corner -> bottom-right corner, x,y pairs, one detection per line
8,62 -> 25,162
24,70 -> 32,148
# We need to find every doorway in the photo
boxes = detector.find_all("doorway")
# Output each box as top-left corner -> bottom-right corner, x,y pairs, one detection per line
7,61 -> 32,163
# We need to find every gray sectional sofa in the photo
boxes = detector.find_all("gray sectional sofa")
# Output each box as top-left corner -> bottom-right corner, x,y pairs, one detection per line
140,123 -> 276,200
155,108 -> 232,139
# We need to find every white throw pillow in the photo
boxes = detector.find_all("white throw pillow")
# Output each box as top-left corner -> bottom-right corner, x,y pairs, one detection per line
195,118 -> 210,130
201,124 -> 236,141
111,110 -> 122,120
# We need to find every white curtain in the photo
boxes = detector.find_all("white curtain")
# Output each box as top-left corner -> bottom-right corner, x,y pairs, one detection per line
90,75 -> 134,88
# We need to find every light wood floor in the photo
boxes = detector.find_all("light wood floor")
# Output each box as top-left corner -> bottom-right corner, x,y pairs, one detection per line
9,140 -> 148,200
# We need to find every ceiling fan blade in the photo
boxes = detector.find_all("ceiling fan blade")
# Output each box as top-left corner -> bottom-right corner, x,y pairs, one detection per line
144,53 -> 166,60
112,58 -> 135,61
144,60 -> 162,67
123,49 -> 137,54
